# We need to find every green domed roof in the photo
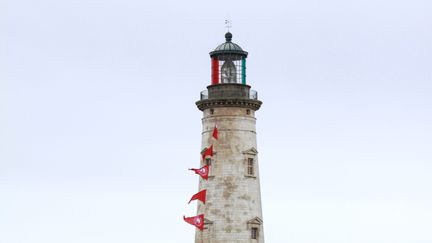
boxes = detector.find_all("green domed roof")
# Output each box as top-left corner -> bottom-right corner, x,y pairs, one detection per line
210,32 -> 248,58
214,41 -> 243,52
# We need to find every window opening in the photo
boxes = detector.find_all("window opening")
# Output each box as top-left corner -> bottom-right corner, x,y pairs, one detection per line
251,227 -> 258,239
247,158 -> 254,176
205,158 -> 212,166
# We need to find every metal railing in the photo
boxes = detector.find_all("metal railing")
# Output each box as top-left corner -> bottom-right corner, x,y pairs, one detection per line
250,90 -> 258,100
200,90 -> 209,100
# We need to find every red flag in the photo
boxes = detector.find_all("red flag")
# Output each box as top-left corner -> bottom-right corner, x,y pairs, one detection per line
189,165 -> 209,180
183,214 -> 204,230
188,189 -> 207,204
212,126 -> 218,140
201,145 -> 213,160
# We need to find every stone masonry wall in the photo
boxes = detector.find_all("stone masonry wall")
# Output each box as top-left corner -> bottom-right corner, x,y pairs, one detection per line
195,107 -> 264,243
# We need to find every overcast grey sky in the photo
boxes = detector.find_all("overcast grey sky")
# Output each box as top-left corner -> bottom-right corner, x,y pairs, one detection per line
1,0 -> 431,242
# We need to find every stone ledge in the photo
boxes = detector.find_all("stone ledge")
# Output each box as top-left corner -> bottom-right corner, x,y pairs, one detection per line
196,98 -> 262,111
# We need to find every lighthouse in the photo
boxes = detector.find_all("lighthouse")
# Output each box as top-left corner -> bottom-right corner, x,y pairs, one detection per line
195,32 -> 264,243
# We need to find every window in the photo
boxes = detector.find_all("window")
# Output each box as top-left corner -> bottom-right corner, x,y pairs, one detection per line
251,227 -> 258,239
247,158 -> 254,176
205,158 -> 212,166
247,217 -> 263,239
210,109 -> 214,115
246,109 -> 250,115
243,148 -> 258,178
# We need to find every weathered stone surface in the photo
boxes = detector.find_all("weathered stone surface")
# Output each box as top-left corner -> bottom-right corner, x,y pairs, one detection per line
196,83 -> 262,111
195,106 -> 264,243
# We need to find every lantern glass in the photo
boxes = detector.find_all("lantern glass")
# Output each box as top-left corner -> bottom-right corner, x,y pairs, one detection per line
217,54 -> 244,84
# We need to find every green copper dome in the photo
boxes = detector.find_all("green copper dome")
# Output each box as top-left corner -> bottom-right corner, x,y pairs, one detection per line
209,32 -> 248,58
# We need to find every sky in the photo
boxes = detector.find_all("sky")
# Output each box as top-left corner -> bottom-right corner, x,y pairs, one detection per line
1,0 -> 431,242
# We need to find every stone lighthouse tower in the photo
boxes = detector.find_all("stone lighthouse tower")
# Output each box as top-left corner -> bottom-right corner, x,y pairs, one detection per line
195,32 -> 264,243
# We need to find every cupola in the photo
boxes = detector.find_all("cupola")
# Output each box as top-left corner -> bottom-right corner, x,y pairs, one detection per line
209,32 -> 248,85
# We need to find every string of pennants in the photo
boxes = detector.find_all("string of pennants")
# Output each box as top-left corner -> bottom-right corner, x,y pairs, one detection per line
183,125 -> 218,231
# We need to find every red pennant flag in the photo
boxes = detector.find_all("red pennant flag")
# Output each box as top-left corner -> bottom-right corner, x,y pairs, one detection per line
183,214 -> 204,230
212,126 -> 218,139
201,145 -> 213,161
188,189 -> 207,204
189,165 -> 209,180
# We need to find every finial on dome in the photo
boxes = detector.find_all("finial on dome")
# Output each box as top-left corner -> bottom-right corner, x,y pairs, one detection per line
225,32 -> 233,42
225,19 -> 232,31
224,19 -> 233,42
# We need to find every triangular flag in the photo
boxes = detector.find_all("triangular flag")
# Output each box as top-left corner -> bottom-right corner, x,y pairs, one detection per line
183,214 -> 204,231
201,145 -> 213,161
188,189 -> 207,204
189,165 -> 209,180
212,126 -> 218,140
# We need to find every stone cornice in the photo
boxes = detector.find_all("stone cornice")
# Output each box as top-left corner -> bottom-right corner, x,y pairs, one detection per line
196,98 -> 262,111
242,147 -> 258,155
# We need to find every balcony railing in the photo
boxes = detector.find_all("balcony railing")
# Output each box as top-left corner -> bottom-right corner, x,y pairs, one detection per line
200,90 -> 209,100
250,90 -> 258,100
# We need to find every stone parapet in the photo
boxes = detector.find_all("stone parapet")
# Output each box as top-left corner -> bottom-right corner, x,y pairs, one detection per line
196,83 -> 262,111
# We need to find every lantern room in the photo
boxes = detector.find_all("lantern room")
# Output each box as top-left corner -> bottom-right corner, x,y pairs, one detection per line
210,32 -> 248,85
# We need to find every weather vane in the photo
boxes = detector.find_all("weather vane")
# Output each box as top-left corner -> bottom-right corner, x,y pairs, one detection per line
225,19 -> 232,32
